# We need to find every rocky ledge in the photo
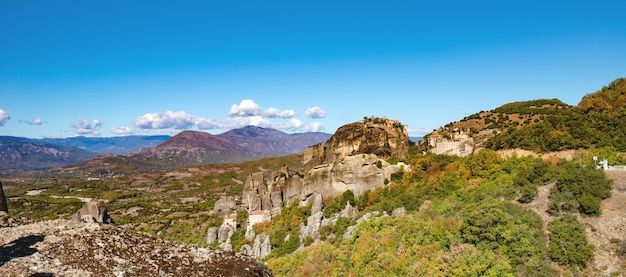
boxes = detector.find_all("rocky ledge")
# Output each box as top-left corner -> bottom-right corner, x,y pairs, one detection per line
0,216 -> 272,277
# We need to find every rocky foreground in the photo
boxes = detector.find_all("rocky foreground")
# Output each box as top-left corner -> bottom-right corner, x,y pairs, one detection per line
0,216 -> 272,277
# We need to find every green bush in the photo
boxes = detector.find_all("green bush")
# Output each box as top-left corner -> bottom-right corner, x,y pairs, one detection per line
323,190 -> 355,218
548,215 -> 595,268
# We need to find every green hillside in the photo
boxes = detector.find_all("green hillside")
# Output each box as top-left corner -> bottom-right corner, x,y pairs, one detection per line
445,78 -> 626,152
496,78 -> 626,152
267,149 -> 615,276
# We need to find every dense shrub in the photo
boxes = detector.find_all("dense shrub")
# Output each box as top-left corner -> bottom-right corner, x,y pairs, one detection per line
548,215 -> 595,268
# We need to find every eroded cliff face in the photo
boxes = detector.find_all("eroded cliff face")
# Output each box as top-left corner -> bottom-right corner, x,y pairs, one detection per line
303,117 -> 409,172
242,166 -> 305,212
214,118 -> 411,257
243,118 -> 410,213
242,154 -> 405,213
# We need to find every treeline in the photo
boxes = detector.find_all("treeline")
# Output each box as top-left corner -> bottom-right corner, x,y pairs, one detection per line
491,98 -> 570,115
486,78 -> 626,152
266,149 -> 614,276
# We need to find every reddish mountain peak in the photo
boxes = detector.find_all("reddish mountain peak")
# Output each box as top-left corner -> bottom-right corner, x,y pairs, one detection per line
157,130 -> 245,152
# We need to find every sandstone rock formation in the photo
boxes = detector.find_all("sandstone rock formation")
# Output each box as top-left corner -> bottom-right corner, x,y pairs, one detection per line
242,118 -> 410,214
235,118 -> 410,257
213,195 -> 237,214
243,154 -> 406,214
240,233 -> 271,258
302,117 -> 409,171
71,200 -> 114,224
242,166 -> 304,212
0,219 -> 272,277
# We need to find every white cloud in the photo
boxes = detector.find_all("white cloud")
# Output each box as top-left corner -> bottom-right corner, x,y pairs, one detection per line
264,107 -> 295,118
133,100 -> 315,133
0,109 -> 10,126
135,111 -> 196,129
194,117 -> 224,129
225,115 -> 271,129
228,99 -> 261,117
20,118 -> 42,125
272,118 -> 303,131
72,119 -> 102,136
111,126 -> 134,135
305,106 -> 327,118
305,122 -> 325,132
135,110 -> 226,131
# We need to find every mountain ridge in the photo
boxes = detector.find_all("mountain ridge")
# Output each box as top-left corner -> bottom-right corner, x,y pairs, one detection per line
1,128 -> 331,173
36,135 -> 171,154
425,77 -> 626,154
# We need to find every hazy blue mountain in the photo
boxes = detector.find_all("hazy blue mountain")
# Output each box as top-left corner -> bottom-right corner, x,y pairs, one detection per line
35,135 -> 171,154
0,136 -> 98,171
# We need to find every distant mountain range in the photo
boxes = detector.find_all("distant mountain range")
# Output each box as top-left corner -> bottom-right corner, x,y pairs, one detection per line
0,136 -> 98,171
35,135 -> 171,154
1,126 -> 331,172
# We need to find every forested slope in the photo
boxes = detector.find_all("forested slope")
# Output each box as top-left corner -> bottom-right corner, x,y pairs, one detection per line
440,78 -> 626,152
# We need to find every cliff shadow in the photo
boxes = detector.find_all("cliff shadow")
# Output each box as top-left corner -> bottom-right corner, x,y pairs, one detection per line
0,235 -> 44,265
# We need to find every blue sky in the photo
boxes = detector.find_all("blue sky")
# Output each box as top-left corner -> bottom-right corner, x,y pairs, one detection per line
1,1 -> 625,138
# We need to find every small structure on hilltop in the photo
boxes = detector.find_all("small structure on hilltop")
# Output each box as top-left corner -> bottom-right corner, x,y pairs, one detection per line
427,129 -> 475,156
223,213 -> 238,229
246,210 -> 271,229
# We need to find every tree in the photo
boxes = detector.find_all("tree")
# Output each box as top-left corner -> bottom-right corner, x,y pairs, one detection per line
548,215 -> 595,268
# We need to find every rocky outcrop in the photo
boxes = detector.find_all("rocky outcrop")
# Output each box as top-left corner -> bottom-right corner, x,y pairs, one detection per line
303,153 -> 399,198
242,118 -> 410,213
242,166 -> 304,212
71,200 -> 114,224
303,117 -> 409,171
213,196 -> 237,214
299,193 -> 325,240
0,181 -> 7,213
235,118 -> 410,258
0,219 -> 272,277
243,154 -> 405,212
240,233 -> 271,259
208,214 -> 238,251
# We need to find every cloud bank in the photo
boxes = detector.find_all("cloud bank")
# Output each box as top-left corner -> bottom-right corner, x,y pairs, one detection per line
135,111 -> 197,130
20,118 -> 42,125
134,99 -> 325,133
111,126 -> 134,135
305,106 -> 327,118
72,119 -> 102,136
306,122 -> 325,132
0,109 -> 10,126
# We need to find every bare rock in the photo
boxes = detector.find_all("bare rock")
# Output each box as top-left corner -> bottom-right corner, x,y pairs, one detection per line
392,207 -> 406,217
302,154 -> 387,198
311,193 -> 324,214
206,227 -> 218,244
0,219 -> 273,277
241,233 -> 272,259
217,224 -> 234,244
302,117 -> 409,171
213,196 -> 237,213
71,200 -> 114,224
258,234 -> 271,258
300,211 -> 323,240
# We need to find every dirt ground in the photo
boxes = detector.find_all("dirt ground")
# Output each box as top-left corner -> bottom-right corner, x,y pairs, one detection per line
581,169 -> 626,276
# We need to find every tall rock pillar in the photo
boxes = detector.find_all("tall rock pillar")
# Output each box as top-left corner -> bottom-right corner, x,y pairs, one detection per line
0,181 -> 8,213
